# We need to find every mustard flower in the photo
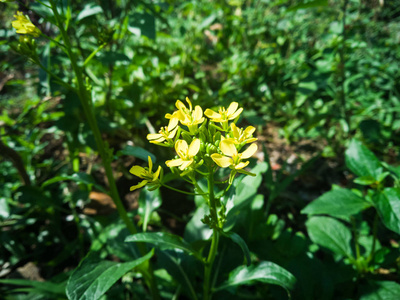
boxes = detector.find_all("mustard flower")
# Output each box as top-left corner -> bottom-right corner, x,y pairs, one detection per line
225,123 -> 258,145
204,102 -> 243,127
12,11 -> 41,37
166,97 -> 204,134
166,139 -> 200,170
129,156 -> 162,191
211,139 -> 257,170
147,118 -> 179,146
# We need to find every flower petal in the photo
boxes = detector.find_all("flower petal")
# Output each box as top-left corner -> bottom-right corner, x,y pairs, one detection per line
244,126 -> 256,137
147,133 -> 164,141
130,180 -> 148,191
166,158 -> 183,168
179,160 -> 193,170
167,117 -> 179,131
241,143 -> 258,159
193,106 -> 203,121
148,156 -> 153,171
211,154 -> 233,168
153,166 -> 162,180
175,140 -> 188,158
168,126 -> 179,139
220,140 -> 237,157
227,102 -> 239,116
228,107 -> 243,120
205,109 -> 221,120
130,165 -> 146,178
188,139 -> 200,157
176,100 -> 186,111
185,97 -> 193,111
230,123 -> 240,139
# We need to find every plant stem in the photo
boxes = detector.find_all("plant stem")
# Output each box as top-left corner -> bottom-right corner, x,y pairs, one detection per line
161,182 -> 207,196
367,213 -> 379,263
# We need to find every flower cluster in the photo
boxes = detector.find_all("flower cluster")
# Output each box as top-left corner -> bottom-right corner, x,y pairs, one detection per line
129,98 -> 257,191
12,11 -> 41,37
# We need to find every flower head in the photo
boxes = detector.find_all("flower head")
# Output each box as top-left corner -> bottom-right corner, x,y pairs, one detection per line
204,102 -> 243,129
129,156 -> 162,191
211,139 -> 257,170
147,118 -> 179,147
12,11 -> 41,37
166,97 -> 204,134
166,139 -> 200,170
225,123 -> 258,145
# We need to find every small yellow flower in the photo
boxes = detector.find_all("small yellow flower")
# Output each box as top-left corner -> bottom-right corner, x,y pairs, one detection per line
12,11 -> 41,37
166,97 -> 204,134
204,102 -> 243,125
129,156 -> 162,191
225,123 -> 258,145
211,140 -> 257,169
166,139 -> 200,170
147,118 -> 179,146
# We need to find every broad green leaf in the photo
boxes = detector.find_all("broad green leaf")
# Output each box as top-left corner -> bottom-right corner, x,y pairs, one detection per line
215,261 -> 296,293
360,280 -> 400,300
0,279 -> 65,295
222,231 -> 251,266
302,188 -> 371,219
306,216 -> 354,259
117,145 -> 156,163
373,188 -> 400,234
345,139 -> 382,179
76,4 -> 103,21
125,232 -> 203,261
66,250 -> 154,300
41,172 -> 106,193
138,189 -> 162,231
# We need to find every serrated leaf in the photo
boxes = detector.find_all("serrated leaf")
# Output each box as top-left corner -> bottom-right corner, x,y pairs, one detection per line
222,231 -> 251,266
125,232 -> 203,261
345,139 -> 382,179
302,188 -> 371,219
373,188 -> 400,234
66,250 -> 154,300
306,216 -> 354,259
215,261 -> 296,292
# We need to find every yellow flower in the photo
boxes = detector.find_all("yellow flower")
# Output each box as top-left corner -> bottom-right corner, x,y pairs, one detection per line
12,11 -> 41,37
225,123 -> 258,145
147,118 -> 179,146
166,97 -> 204,134
211,140 -> 257,170
166,139 -> 200,170
204,102 -> 243,125
129,156 -> 162,191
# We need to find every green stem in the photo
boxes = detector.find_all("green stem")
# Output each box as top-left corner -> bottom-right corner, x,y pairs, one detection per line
83,43 -> 106,67
161,183 -> 207,196
48,2 -> 159,298
367,213 -> 379,263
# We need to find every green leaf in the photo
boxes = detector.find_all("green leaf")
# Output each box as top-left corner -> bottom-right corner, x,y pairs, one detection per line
66,250 -> 154,300
287,0 -> 328,12
222,231 -> 251,266
306,216 -> 354,259
360,280 -> 400,300
138,189 -> 162,231
373,188 -> 400,234
302,188 -> 371,219
41,172 -> 106,193
215,261 -> 296,293
0,279 -> 65,296
345,139 -> 382,179
354,175 -> 377,185
117,145 -> 156,163
125,232 -> 203,261
76,4 -> 103,21
0,197 -> 10,219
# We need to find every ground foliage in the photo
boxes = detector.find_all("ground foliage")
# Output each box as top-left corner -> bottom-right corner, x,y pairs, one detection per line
0,0 -> 400,299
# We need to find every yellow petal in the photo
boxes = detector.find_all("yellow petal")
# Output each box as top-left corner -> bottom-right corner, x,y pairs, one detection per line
148,156 -> 153,171
153,166 -> 162,180
227,102 -> 239,116
129,165 -> 146,178
204,109 -> 221,120
176,100 -> 186,111
244,126 -> 256,137
130,180 -> 148,191
167,117 -> 179,131
228,107 -> 243,120
166,158 -> 183,167
235,161 -> 249,169
168,126 -> 179,139
193,105 -> 203,121
241,143 -> 258,159
147,133 -> 164,141
175,140 -> 188,158
245,138 -> 258,144
230,123 -> 240,139
185,97 -> 193,111
211,154 -> 233,168
220,140 -> 237,157
179,160 -> 193,170
188,139 -> 200,157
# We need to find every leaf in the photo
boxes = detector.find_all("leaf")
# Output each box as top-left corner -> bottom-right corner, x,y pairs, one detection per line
117,145 -> 156,163
0,197 -> 10,219
373,188 -> 400,234
76,4 -> 103,21
125,232 -> 203,261
215,261 -> 296,293
222,231 -> 251,266
128,13 -> 156,39
360,280 -> 400,300
306,216 -> 354,259
41,172 -> 106,193
0,279 -> 65,296
302,188 -> 371,219
345,139 -> 382,180
66,250 -> 154,300
138,189 -> 162,231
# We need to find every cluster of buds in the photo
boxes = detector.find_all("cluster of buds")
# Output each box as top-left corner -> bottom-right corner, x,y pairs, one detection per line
129,98 -> 258,191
